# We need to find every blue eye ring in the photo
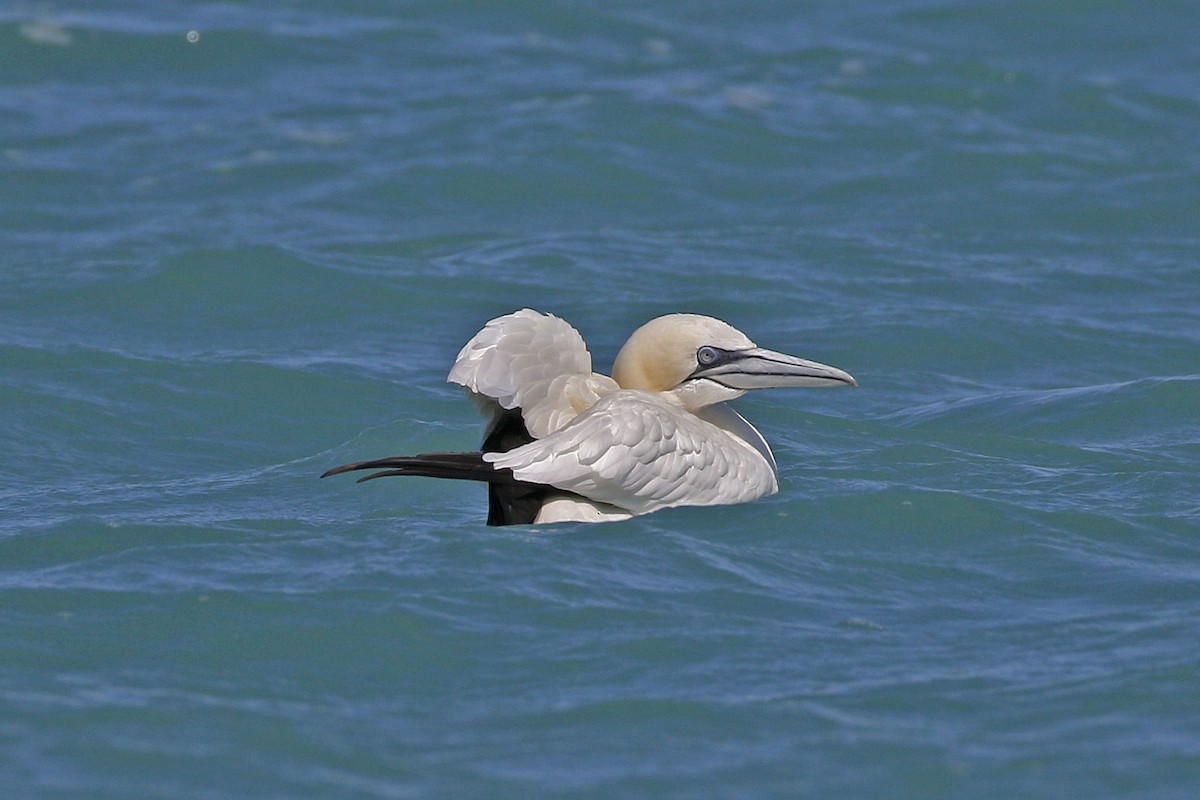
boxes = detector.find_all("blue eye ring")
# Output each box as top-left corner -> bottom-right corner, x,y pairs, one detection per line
696,346 -> 721,366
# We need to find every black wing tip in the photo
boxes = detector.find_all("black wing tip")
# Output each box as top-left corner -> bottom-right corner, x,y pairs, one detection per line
320,459 -> 395,479
354,470 -> 407,483
320,447 -> 558,526
320,455 -> 433,480
319,452 -> 520,485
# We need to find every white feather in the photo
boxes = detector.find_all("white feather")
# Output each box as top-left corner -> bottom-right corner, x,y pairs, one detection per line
447,309 -> 618,438
484,391 -> 779,515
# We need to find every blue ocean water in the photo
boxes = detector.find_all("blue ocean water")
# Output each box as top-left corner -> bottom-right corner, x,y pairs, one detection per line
2,2 -> 1198,797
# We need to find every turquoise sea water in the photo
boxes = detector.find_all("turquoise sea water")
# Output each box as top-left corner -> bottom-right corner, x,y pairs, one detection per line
3,2 -> 1199,797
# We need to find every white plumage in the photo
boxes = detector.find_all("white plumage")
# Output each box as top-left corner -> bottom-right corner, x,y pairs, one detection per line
486,392 -> 776,516
447,309 -> 618,439
323,309 -> 856,525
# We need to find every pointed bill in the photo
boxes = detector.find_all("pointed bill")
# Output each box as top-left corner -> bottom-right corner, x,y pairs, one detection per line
693,347 -> 857,390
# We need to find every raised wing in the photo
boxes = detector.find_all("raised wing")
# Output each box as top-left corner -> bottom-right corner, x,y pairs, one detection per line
447,309 -> 617,438
483,392 -> 779,515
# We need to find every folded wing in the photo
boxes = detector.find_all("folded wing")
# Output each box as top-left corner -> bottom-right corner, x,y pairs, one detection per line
484,392 -> 779,515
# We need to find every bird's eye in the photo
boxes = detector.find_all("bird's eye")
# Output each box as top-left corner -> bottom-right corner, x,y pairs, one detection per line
696,346 -> 721,366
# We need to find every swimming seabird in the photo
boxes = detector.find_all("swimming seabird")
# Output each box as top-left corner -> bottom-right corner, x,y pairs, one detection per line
322,309 -> 856,525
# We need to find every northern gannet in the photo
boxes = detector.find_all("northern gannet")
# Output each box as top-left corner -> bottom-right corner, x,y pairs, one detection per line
322,309 -> 856,525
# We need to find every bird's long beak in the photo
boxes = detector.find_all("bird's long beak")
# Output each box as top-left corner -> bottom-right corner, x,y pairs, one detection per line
695,348 -> 857,390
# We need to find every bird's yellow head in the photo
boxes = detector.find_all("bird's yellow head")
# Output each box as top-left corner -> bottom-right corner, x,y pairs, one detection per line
612,313 -> 856,411
613,315 -> 754,400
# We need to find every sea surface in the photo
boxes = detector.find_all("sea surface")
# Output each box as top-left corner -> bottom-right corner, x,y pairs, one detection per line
2,2 -> 1198,798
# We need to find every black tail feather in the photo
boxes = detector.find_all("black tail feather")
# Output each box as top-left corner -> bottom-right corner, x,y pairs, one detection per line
321,450 -> 553,526
321,452 -> 527,484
